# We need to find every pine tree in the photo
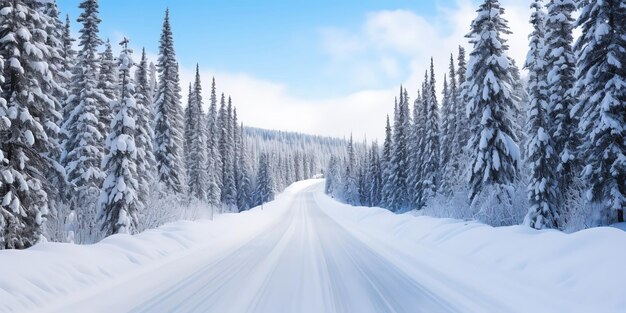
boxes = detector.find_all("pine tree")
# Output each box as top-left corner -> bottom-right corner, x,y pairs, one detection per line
380,115 -> 394,208
456,46 -> 469,152
442,54 -> 462,194
544,0 -> 579,197
368,141 -> 383,207
183,83 -> 193,171
325,155 -> 340,196
524,0 -> 560,229
61,14 -> 76,91
97,39 -> 117,135
343,135 -> 359,205
255,153 -> 274,205
0,0 -> 63,248
409,88 -> 425,208
465,0 -> 520,206
389,87 -> 410,212
205,78 -> 221,207
186,66 -> 208,201
221,97 -> 237,209
422,59 -> 441,201
134,48 -> 156,208
98,38 -> 139,236
61,0 -> 107,242
574,0 -> 626,223
236,125 -> 252,211
153,9 -> 185,196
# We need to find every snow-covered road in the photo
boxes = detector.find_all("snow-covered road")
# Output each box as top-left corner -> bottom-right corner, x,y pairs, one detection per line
6,180 -> 624,313
45,183 -> 467,313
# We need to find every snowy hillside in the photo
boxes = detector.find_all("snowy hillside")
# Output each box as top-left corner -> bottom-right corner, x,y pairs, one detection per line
1,180 -> 623,313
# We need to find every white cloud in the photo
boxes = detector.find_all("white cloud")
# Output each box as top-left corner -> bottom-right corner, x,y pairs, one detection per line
177,0 -> 532,141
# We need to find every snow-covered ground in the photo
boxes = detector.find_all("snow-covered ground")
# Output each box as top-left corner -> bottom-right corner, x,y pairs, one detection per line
1,179 -> 624,313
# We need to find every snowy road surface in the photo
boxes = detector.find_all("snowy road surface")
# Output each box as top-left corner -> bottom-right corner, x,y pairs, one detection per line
9,180 -> 618,313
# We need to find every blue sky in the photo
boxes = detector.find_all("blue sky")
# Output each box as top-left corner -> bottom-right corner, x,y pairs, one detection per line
57,0 -> 531,140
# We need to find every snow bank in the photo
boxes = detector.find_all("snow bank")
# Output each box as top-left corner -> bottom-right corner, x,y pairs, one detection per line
0,180 -> 319,313
312,181 -> 626,313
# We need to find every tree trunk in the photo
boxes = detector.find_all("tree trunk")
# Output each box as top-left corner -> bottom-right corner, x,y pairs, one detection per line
618,209 -> 624,223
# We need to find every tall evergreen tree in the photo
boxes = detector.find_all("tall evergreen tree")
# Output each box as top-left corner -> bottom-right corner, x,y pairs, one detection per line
0,0 -> 63,248
255,153 -> 274,206
524,0 -> 560,229
343,135 -> 359,205
98,38 -> 139,236
380,115 -> 394,208
409,88 -> 425,208
388,87 -> 410,212
236,125 -> 252,211
186,66 -> 208,201
465,0 -> 520,205
153,9 -> 185,195
456,46 -> 469,152
368,141 -> 383,207
420,61 -> 441,202
205,78 -> 221,207
544,0 -> 579,196
97,39 -> 117,135
221,97 -> 237,209
134,48 -> 156,208
61,0 -> 107,242
574,0 -> 626,222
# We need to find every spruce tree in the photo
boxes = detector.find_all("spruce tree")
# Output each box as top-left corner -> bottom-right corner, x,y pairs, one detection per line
380,115 -> 393,209
574,0 -> 626,222
544,0 -> 579,197
97,39 -> 117,135
222,97 -> 237,209
465,0 -> 520,206
134,48 -> 156,208
153,9 -> 185,196
61,0 -> 107,242
456,46 -> 469,152
186,66 -> 208,201
0,0 -> 64,248
409,88 -> 425,208
368,141 -> 383,207
236,125 -> 252,211
524,0 -> 560,229
98,38 -> 139,235
389,87 -> 410,211
205,78 -> 221,207
343,135 -> 359,205
422,59 -> 441,200
255,153 -> 274,205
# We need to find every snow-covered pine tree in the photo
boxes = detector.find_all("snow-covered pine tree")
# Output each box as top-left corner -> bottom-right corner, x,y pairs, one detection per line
186,65 -> 208,201
97,39 -> 117,135
343,135 -> 359,205
408,87 -> 425,208
325,155 -> 340,196
465,0 -> 520,208
544,0 -> 579,198
456,46 -> 469,152
153,9 -> 185,196
148,62 -> 157,100
221,97 -> 237,209
255,153 -> 274,206
61,15 -> 76,92
205,78 -> 221,207
422,61 -> 441,202
98,38 -> 139,236
183,83 -> 193,171
368,141 -> 383,207
236,125 -> 252,211
134,48 -> 156,208
380,115 -> 393,209
388,87 -> 410,212
0,0 -> 65,248
442,54 -> 462,194
574,0 -> 626,223
61,0 -> 107,243
524,0 -> 560,230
